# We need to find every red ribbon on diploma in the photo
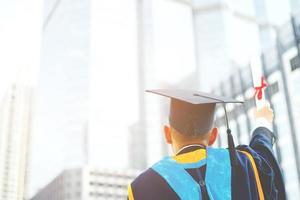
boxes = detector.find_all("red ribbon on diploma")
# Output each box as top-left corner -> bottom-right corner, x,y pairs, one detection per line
254,76 -> 268,100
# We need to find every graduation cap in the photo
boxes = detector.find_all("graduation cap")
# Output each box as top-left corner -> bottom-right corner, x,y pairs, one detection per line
146,89 -> 243,167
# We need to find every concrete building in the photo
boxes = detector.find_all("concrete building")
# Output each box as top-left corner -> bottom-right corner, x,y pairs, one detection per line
0,84 -> 34,200
31,167 -> 139,200
213,14 -> 300,200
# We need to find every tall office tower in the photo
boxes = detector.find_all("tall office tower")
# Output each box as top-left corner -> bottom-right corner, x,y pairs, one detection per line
191,0 -> 260,91
30,0 -> 90,197
31,167 -> 139,200
290,0 -> 300,16
0,84 -> 33,200
0,1 -> 42,199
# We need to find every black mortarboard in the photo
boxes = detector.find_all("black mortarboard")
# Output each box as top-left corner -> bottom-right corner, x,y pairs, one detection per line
146,89 -> 243,167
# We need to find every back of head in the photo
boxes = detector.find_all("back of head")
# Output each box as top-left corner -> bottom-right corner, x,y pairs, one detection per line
170,99 -> 216,137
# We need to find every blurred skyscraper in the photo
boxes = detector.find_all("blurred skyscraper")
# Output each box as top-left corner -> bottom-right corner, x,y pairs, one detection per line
0,0 -> 42,199
30,0 -> 90,196
0,84 -> 33,200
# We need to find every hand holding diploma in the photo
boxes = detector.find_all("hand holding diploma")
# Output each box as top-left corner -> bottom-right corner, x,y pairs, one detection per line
251,57 -> 274,125
254,105 -> 274,124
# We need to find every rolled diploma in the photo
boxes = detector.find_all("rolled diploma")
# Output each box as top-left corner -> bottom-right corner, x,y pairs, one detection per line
251,57 -> 266,109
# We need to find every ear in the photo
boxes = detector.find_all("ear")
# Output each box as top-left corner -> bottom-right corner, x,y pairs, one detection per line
164,125 -> 172,144
208,127 -> 218,146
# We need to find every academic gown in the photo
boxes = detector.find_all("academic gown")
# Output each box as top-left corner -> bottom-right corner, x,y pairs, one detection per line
127,127 -> 286,200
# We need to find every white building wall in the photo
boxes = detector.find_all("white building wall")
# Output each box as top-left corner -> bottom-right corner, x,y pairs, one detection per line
0,85 -> 33,200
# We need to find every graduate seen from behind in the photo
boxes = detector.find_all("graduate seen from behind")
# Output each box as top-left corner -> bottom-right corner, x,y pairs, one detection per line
128,89 -> 286,200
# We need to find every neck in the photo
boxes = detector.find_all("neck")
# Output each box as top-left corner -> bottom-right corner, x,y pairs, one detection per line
173,141 -> 208,155
175,144 -> 205,155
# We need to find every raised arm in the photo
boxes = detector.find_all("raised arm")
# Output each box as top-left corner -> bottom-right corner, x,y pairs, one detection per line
248,105 -> 286,199
250,105 -> 275,151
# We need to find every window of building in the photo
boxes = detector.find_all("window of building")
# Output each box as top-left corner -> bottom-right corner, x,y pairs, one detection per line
290,55 -> 300,71
268,81 -> 279,96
